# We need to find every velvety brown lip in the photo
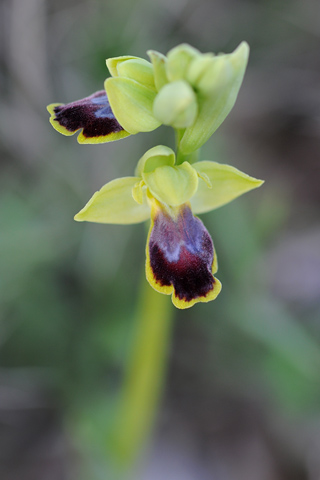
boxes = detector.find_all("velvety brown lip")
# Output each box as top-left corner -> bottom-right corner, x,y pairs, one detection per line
52,90 -> 125,139
148,203 -> 216,302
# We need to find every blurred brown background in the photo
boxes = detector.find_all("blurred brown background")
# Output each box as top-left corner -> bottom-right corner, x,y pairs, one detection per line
1,0 -> 320,479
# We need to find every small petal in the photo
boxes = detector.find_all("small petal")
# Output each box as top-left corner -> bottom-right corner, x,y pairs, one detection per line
106,56 -> 142,77
191,161 -> 264,214
132,180 -> 146,205
146,201 -> 221,309
116,58 -> 156,90
74,177 -> 150,225
47,90 -> 130,144
143,162 -> 198,207
147,50 -> 168,90
105,78 -> 160,134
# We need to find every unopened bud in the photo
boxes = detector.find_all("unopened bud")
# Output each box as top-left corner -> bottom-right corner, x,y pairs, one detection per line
153,80 -> 198,129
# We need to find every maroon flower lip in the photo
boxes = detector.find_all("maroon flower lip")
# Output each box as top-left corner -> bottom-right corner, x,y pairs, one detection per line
146,202 -> 221,308
47,90 -> 130,143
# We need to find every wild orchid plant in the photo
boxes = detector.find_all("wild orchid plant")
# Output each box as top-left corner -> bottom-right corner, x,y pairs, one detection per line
47,42 -> 263,309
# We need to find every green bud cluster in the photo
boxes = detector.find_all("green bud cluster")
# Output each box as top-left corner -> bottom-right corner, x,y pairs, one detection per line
105,42 -> 249,154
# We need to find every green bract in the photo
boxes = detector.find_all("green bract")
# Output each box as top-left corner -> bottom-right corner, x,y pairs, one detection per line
105,42 -> 249,152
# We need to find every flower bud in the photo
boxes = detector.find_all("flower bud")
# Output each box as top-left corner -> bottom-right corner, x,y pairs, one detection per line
180,41 -> 250,154
166,44 -> 200,81
191,42 -> 249,95
153,80 -> 198,129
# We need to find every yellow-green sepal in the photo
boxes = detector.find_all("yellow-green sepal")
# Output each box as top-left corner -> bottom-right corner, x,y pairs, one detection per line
180,42 -> 250,154
135,145 -> 176,177
143,161 -> 199,207
74,177 -> 150,225
191,161 -> 264,214
153,80 -> 198,129
147,50 -> 168,90
105,77 -> 160,134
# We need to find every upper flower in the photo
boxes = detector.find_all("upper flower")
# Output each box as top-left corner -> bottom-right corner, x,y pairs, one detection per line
74,145 -> 263,308
47,42 -> 249,153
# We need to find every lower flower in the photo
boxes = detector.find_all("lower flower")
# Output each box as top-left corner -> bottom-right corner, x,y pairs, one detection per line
146,199 -> 221,309
73,145 -> 263,309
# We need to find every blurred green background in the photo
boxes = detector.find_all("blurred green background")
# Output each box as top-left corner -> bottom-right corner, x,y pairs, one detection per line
1,0 -> 320,478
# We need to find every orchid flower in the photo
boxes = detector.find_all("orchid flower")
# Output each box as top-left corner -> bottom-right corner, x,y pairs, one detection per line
73,146 -> 263,309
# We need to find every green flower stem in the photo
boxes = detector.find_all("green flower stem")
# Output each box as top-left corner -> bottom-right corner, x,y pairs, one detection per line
110,272 -> 173,470
175,129 -> 199,165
